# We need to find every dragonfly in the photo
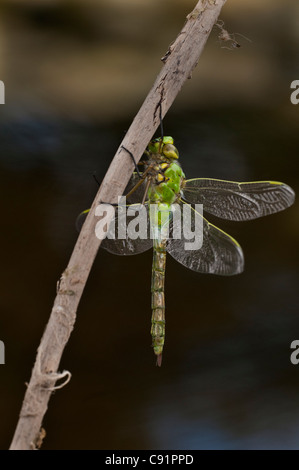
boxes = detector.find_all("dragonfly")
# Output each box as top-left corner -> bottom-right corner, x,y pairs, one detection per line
79,136 -> 295,366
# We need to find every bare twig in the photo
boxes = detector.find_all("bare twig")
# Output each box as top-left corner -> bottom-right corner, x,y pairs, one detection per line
10,0 -> 227,450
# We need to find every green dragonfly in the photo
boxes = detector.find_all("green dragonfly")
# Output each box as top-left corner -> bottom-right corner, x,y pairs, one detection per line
79,136 -> 295,366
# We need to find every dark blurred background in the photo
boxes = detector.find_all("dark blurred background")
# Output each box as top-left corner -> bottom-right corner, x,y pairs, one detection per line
1,0 -> 299,450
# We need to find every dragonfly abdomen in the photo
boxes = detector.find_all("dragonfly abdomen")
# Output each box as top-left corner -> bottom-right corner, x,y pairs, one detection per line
151,239 -> 167,367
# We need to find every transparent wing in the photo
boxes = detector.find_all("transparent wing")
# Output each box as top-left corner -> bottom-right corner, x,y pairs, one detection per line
76,203 -> 152,256
76,209 -> 90,232
76,170 -> 152,255
182,178 -> 295,221
101,203 -> 153,255
166,200 -> 244,275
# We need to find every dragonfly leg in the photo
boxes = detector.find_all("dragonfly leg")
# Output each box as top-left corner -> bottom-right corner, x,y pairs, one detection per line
93,172 -> 127,205
121,146 -> 142,178
94,166 -> 152,205
153,101 -> 165,154
141,178 -> 151,205
93,172 -> 101,187
98,200 -> 119,206
124,164 -> 152,201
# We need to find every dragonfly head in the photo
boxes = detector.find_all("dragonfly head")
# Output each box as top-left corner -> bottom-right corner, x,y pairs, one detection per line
148,136 -> 179,160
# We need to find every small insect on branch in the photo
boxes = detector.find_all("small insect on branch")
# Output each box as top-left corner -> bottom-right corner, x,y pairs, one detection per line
215,19 -> 251,50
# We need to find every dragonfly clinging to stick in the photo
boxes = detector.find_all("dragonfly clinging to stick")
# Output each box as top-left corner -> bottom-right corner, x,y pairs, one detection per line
78,136 -> 295,366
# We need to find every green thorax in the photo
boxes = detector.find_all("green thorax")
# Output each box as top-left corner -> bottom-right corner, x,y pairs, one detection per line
146,136 -> 185,205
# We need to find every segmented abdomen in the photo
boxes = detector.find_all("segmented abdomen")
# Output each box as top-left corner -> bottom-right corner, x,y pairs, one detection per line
151,238 -> 167,367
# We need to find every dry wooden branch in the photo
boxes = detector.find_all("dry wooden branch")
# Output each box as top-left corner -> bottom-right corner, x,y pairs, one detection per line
10,0 -> 227,450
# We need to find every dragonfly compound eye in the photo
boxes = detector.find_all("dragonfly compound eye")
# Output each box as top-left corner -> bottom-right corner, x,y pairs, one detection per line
148,140 -> 161,154
162,144 -> 179,159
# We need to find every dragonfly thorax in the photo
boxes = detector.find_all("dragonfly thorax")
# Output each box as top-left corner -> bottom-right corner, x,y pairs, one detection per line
145,137 -> 185,204
147,160 -> 185,204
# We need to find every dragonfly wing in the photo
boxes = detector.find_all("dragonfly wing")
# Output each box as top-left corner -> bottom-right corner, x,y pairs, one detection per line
167,201 -> 244,275
101,203 -> 153,255
76,209 -> 90,232
182,178 -> 295,221
77,203 -> 152,255
76,171 -> 152,255
101,171 -> 151,254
